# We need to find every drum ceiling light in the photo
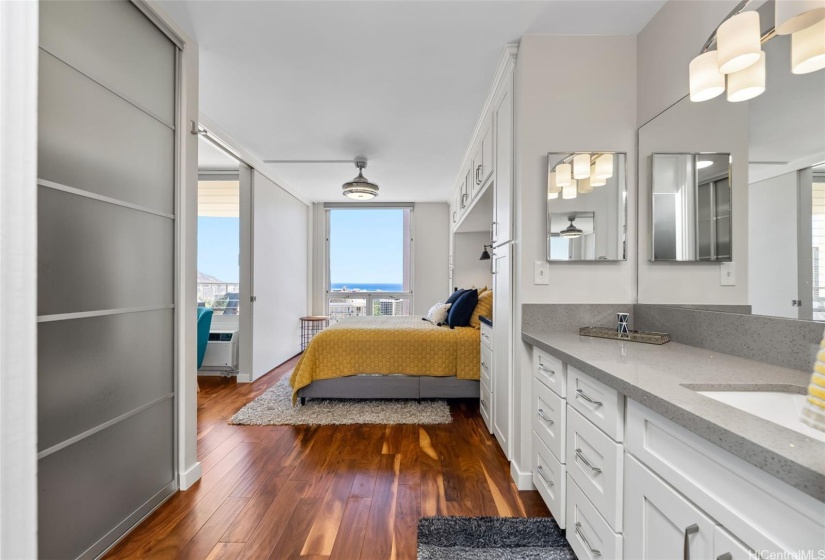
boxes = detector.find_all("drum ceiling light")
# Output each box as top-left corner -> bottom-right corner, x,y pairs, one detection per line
689,0 -> 825,103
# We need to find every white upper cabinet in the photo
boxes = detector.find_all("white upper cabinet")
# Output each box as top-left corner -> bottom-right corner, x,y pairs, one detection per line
492,69 -> 514,246
471,117 -> 493,200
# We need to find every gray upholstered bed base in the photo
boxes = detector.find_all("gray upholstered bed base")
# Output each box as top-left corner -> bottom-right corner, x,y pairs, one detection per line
297,375 -> 479,404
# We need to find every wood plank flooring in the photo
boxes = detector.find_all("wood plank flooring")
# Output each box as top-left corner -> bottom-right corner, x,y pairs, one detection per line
105,356 -> 550,560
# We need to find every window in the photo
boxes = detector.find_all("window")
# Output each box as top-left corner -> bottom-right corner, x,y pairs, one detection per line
197,179 -> 240,314
326,207 -> 412,322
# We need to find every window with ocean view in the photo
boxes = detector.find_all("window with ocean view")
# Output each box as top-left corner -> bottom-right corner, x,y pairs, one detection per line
326,206 -> 412,322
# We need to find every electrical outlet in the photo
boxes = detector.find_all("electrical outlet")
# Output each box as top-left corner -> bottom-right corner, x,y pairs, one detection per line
720,262 -> 736,286
534,260 -> 550,285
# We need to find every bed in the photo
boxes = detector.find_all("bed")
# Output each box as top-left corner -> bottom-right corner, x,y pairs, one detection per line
290,315 -> 480,405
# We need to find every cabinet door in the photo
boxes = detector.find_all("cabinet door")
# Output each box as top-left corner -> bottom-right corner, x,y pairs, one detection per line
624,455 -> 716,560
463,167 -> 472,211
491,243 -> 511,457
492,73 -> 513,245
481,123 -> 494,186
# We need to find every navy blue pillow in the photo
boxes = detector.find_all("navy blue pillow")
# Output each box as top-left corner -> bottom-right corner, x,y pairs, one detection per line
447,289 -> 478,328
445,288 -> 468,305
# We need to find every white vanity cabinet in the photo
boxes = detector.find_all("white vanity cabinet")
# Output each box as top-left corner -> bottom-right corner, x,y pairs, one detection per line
532,347 -> 567,526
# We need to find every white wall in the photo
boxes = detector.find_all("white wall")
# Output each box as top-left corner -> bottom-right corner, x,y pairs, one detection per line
511,34 -> 637,482
637,95 -> 749,305
452,232 -> 493,292
250,171 -> 309,380
749,171 -> 799,318
636,0 -> 740,127
413,203 -> 450,313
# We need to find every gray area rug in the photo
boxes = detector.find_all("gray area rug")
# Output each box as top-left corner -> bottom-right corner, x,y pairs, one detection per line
418,517 -> 575,560
229,375 -> 453,425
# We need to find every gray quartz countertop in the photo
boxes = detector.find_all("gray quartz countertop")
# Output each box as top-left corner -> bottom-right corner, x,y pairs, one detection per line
522,330 -> 825,502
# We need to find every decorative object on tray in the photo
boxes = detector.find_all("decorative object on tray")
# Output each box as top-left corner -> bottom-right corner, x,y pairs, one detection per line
230,375 -> 452,426
580,326 -> 671,345
417,516 -> 574,560
617,312 -> 630,337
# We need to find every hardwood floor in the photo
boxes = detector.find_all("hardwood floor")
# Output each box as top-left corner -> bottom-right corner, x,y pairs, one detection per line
105,356 -> 550,559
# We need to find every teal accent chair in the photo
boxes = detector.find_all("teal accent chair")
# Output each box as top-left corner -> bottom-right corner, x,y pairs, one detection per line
197,307 -> 214,370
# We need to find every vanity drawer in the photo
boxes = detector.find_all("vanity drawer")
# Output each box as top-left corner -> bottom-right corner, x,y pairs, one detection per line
567,405 -> 623,532
479,378 -> 492,433
532,376 -> 565,463
480,322 -> 492,350
567,365 -> 624,442
533,348 -> 565,398
567,475 -> 622,560
533,433 -> 566,528
480,343 -> 492,388
714,526 -> 754,560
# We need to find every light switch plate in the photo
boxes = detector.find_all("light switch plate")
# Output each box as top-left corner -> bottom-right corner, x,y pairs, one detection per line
534,260 -> 550,285
720,262 -> 736,286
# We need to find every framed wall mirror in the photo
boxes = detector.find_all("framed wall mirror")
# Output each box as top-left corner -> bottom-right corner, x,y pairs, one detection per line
637,0 -> 825,321
546,152 -> 627,261
651,152 -> 732,262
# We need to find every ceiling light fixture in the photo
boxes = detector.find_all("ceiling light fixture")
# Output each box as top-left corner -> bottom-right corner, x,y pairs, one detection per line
559,215 -> 584,239
577,177 -> 593,194
594,153 -> 614,179
574,153 -> 591,179
556,163 -> 572,187
776,0 -> 825,35
690,1 -> 825,104
341,160 -> 379,200
697,159 -> 715,169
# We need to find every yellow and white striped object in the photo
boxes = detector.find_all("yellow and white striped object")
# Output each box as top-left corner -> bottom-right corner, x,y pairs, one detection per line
801,341 -> 825,432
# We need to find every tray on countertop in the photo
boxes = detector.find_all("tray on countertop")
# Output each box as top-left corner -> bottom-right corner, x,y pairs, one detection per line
579,326 -> 670,345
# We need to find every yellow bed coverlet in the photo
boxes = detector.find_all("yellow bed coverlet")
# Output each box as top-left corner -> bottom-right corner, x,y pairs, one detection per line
290,316 -> 480,402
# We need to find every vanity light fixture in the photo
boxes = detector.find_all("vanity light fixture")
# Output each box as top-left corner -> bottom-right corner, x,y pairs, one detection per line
727,50 -> 766,101
556,163 -> 572,187
573,153 -> 591,179
776,0 -> 825,35
689,1 -> 825,103
562,180 -> 577,199
341,160 -> 379,200
559,215 -> 584,239
717,11 -> 763,74
792,18 -> 825,73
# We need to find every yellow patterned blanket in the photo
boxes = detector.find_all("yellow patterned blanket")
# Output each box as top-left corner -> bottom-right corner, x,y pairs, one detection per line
290,316 -> 480,403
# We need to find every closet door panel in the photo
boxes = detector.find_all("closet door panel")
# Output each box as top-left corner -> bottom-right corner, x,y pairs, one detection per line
37,187 -> 174,316
39,0 -> 176,125
37,310 -> 174,452
38,399 -> 174,560
38,52 -> 175,214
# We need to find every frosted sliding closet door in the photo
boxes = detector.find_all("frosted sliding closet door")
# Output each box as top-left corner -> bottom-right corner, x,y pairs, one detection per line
37,2 -> 178,558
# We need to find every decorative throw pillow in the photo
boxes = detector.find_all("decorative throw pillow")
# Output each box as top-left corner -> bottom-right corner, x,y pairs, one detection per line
446,288 -> 468,305
424,302 -> 452,325
447,289 -> 479,328
469,289 -> 493,329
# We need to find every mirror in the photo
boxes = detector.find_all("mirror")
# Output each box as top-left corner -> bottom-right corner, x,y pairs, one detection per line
638,0 -> 825,320
546,152 -> 627,261
651,152 -> 732,261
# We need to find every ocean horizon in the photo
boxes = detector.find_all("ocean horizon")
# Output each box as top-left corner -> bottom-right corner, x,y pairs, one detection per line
330,282 -> 404,292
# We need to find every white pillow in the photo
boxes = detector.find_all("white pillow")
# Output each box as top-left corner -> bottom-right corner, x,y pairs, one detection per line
424,302 -> 452,325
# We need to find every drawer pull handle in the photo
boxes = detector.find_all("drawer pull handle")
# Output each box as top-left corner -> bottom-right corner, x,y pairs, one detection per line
538,364 -> 555,375
717,554 -> 732,560
537,409 -> 554,425
481,361 -> 487,368
574,522 -> 601,556
575,448 -> 602,473
480,398 -> 488,410
536,465 -> 554,486
575,389 -> 603,406
683,524 -> 699,560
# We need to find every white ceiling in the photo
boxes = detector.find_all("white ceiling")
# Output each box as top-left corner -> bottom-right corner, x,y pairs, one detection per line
161,0 -> 665,202
198,136 -> 239,171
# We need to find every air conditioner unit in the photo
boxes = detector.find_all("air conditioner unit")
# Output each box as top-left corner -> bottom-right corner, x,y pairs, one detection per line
200,329 -> 239,374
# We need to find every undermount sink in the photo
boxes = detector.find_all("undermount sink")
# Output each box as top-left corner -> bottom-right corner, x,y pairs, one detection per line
697,390 -> 825,443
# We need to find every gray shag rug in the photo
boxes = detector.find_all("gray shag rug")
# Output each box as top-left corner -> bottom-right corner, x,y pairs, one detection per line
418,517 -> 575,560
229,375 -> 453,426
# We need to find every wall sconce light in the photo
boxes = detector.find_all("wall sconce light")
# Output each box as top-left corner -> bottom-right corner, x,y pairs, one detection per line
479,245 -> 492,261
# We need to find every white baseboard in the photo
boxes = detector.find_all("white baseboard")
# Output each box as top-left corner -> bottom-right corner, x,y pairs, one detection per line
511,460 -> 535,491
236,373 -> 252,383
179,461 -> 202,490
